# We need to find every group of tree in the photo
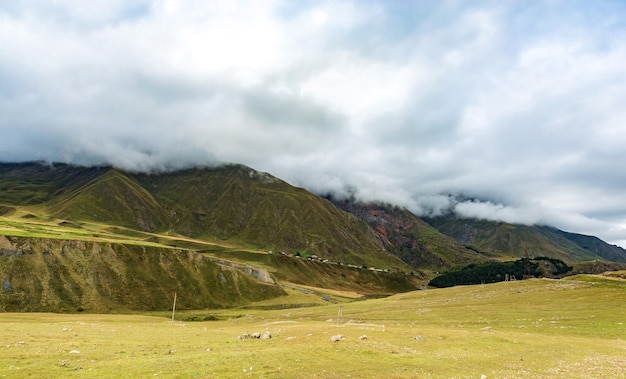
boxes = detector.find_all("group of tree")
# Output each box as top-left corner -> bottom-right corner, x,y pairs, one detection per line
428,257 -> 572,288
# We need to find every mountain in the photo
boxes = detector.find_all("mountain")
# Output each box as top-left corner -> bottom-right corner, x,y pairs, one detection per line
424,214 -> 626,263
328,198 -> 626,268
3,162 -> 625,269
0,162 -> 407,269
328,198 -> 492,271
0,162 -> 422,312
2,161 -> 626,312
536,226 -> 626,263
131,165 -> 404,269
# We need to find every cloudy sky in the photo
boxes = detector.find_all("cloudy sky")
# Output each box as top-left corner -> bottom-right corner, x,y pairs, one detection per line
2,1 -> 626,247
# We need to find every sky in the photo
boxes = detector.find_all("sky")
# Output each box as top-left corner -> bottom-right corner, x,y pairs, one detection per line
1,1 -> 626,247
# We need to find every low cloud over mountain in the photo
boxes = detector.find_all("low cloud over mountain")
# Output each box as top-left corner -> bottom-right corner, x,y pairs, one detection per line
2,1 -> 626,246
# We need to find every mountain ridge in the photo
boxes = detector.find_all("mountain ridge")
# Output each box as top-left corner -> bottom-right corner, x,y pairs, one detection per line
2,161 -> 625,267
424,214 -> 626,263
0,162 -> 410,270
2,161 -> 626,312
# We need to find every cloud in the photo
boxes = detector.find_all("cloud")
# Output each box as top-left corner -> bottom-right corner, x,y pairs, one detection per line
2,0 -> 626,246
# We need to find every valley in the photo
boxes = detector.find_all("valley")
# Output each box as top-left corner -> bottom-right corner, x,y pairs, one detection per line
1,162 -> 626,377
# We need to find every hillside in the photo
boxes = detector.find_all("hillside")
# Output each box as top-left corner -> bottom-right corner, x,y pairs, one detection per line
131,165 -> 405,269
424,214 -> 626,263
0,162 -> 408,270
0,234 -> 424,312
0,163 -> 107,205
536,225 -> 626,263
0,235 -> 284,312
3,161 -> 626,269
49,169 -> 168,232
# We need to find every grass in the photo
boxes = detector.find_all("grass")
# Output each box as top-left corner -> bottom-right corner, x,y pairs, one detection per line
563,272 -> 626,288
1,279 -> 624,378
0,211 -> 222,250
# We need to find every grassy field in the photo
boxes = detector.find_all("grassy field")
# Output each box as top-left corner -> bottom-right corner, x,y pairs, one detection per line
0,211 -> 224,250
1,278 -> 624,378
0,212 -> 625,377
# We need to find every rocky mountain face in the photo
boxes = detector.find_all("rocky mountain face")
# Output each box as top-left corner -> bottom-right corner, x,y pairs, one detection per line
327,198 -> 491,270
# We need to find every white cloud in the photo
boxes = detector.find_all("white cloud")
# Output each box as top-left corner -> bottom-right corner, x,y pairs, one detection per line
2,0 -> 626,246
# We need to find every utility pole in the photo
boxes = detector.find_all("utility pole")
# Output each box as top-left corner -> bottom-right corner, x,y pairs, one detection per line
337,305 -> 343,325
171,292 -> 177,322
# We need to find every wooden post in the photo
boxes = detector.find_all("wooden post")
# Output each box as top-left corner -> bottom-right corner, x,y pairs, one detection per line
337,305 -> 343,325
171,292 -> 177,322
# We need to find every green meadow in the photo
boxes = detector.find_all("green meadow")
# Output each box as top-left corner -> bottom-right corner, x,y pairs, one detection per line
1,278 -> 624,378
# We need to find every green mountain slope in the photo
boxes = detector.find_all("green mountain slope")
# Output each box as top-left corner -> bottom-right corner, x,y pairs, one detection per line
424,214 -> 626,263
536,226 -> 626,263
0,162 -> 408,270
0,162 -> 107,205
132,165 -> 407,269
48,169 -> 168,232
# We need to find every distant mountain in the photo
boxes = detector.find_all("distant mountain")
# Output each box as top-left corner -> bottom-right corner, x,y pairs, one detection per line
327,198 -> 491,271
424,214 -> 626,263
0,162 -> 106,205
535,226 -> 626,263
